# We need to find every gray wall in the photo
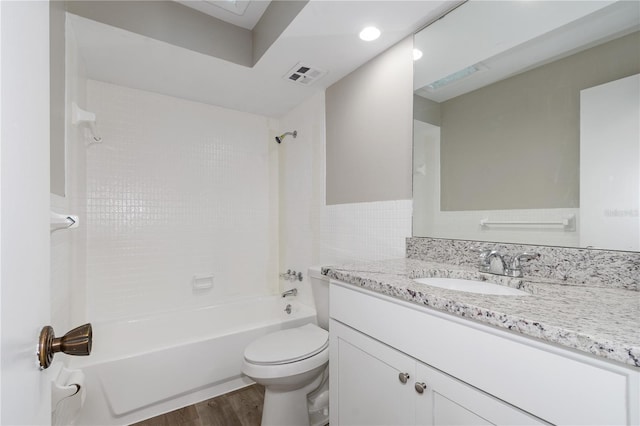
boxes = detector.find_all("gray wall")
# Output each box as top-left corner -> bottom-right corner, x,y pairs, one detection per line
414,94 -> 441,126
440,31 -> 640,211
326,37 -> 413,205
253,0 -> 308,65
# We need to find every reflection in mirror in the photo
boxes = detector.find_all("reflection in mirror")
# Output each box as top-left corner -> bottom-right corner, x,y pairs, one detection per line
413,1 -> 639,251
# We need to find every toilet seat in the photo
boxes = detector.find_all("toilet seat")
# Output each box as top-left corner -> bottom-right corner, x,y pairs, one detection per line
242,324 -> 329,380
244,324 -> 328,365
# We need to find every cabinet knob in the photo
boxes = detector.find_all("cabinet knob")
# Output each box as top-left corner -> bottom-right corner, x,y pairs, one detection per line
415,382 -> 427,394
398,372 -> 410,384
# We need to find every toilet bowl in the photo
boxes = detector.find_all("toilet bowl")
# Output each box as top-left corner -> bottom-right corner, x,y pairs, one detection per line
242,267 -> 330,426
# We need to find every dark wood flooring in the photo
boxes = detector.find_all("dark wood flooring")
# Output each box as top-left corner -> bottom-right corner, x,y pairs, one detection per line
131,384 -> 265,426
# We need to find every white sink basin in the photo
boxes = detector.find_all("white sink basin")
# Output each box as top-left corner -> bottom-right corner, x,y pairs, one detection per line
413,277 -> 529,296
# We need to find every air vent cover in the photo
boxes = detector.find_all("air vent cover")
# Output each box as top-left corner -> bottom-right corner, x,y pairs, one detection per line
283,63 -> 327,86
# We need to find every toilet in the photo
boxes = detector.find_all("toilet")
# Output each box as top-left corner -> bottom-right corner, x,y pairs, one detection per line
242,266 -> 330,426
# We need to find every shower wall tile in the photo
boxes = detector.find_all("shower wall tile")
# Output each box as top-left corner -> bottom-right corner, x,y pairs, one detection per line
278,92 -> 323,292
85,80 -> 275,322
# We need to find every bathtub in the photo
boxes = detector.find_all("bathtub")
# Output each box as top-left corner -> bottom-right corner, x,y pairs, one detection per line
71,296 -> 316,426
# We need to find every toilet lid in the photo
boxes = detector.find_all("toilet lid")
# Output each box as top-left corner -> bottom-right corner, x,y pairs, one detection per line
244,323 -> 329,365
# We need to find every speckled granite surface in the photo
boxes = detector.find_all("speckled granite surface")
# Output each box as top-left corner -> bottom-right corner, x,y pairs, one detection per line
325,258 -> 640,368
407,237 -> 640,291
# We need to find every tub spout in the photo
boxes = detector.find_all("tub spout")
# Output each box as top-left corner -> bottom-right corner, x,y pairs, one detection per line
282,288 -> 298,298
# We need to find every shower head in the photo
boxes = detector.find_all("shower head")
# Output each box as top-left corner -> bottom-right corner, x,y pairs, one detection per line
275,130 -> 297,144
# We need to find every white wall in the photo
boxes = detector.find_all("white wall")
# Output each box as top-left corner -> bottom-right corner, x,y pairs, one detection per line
82,80 -> 276,322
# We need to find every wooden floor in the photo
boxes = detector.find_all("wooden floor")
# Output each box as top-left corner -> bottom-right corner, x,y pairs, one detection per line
131,384 -> 265,426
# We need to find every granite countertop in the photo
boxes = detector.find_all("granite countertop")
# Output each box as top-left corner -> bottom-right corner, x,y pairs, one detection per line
325,258 -> 640,368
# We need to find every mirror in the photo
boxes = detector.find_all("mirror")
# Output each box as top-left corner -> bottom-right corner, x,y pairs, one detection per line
413,0 -> 639,251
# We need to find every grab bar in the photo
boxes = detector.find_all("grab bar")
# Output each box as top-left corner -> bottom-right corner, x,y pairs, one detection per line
480,214 -> 574,229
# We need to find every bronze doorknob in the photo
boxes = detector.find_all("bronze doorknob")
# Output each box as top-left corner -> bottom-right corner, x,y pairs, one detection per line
38,323 -> 92,369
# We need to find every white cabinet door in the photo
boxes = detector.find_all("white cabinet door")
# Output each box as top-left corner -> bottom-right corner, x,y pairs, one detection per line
331,320 -> 415,426
331,319 -> 547,426
415,363 -> 545,426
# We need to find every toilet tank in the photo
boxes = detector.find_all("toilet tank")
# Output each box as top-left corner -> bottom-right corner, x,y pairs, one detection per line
308,266 -> 330,330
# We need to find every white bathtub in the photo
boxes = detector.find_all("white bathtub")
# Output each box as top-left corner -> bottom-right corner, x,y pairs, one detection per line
71,296 -> 316,426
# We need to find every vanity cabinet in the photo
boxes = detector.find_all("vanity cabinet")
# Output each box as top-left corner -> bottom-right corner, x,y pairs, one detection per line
329,281 -> 639,425
331,319 -> 544,425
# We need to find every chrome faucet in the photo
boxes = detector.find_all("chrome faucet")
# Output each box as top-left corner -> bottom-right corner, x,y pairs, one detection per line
476,249 -> 493,273
485,250 -> 508,275
476,248 -> 539,278
282,288 -> 298,298
477,249 -> 506,275
505,252 -> 540,278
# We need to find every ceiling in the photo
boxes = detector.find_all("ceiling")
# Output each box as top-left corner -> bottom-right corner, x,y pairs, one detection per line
175,0 -> 271,29
69,0 -> 457,118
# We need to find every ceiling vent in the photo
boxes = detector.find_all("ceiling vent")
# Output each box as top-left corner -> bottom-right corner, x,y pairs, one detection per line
283,63 -> 327,86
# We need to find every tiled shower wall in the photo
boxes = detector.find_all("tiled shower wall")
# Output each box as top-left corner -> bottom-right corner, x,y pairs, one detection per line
84,80 -> 277,322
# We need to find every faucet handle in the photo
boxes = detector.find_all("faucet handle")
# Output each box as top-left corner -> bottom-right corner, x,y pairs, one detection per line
506,252 -> 539,277
472,247 -> 494,272
512,252 -> 539,266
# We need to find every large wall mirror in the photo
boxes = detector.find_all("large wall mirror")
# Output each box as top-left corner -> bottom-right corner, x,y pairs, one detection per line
413,0 -> 639,251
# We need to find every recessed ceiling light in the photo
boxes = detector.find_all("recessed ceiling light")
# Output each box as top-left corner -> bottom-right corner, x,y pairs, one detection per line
413,48 -> 423,61
359,26 -> 381,41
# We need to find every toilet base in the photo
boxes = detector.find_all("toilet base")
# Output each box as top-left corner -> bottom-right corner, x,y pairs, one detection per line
261,371 -> 324,426
309,402 -> 329,426
308,368 -> 329,426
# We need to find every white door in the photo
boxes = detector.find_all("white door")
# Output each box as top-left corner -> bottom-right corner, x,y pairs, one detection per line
1,1 -> 52,424
580,74 -> 640,251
